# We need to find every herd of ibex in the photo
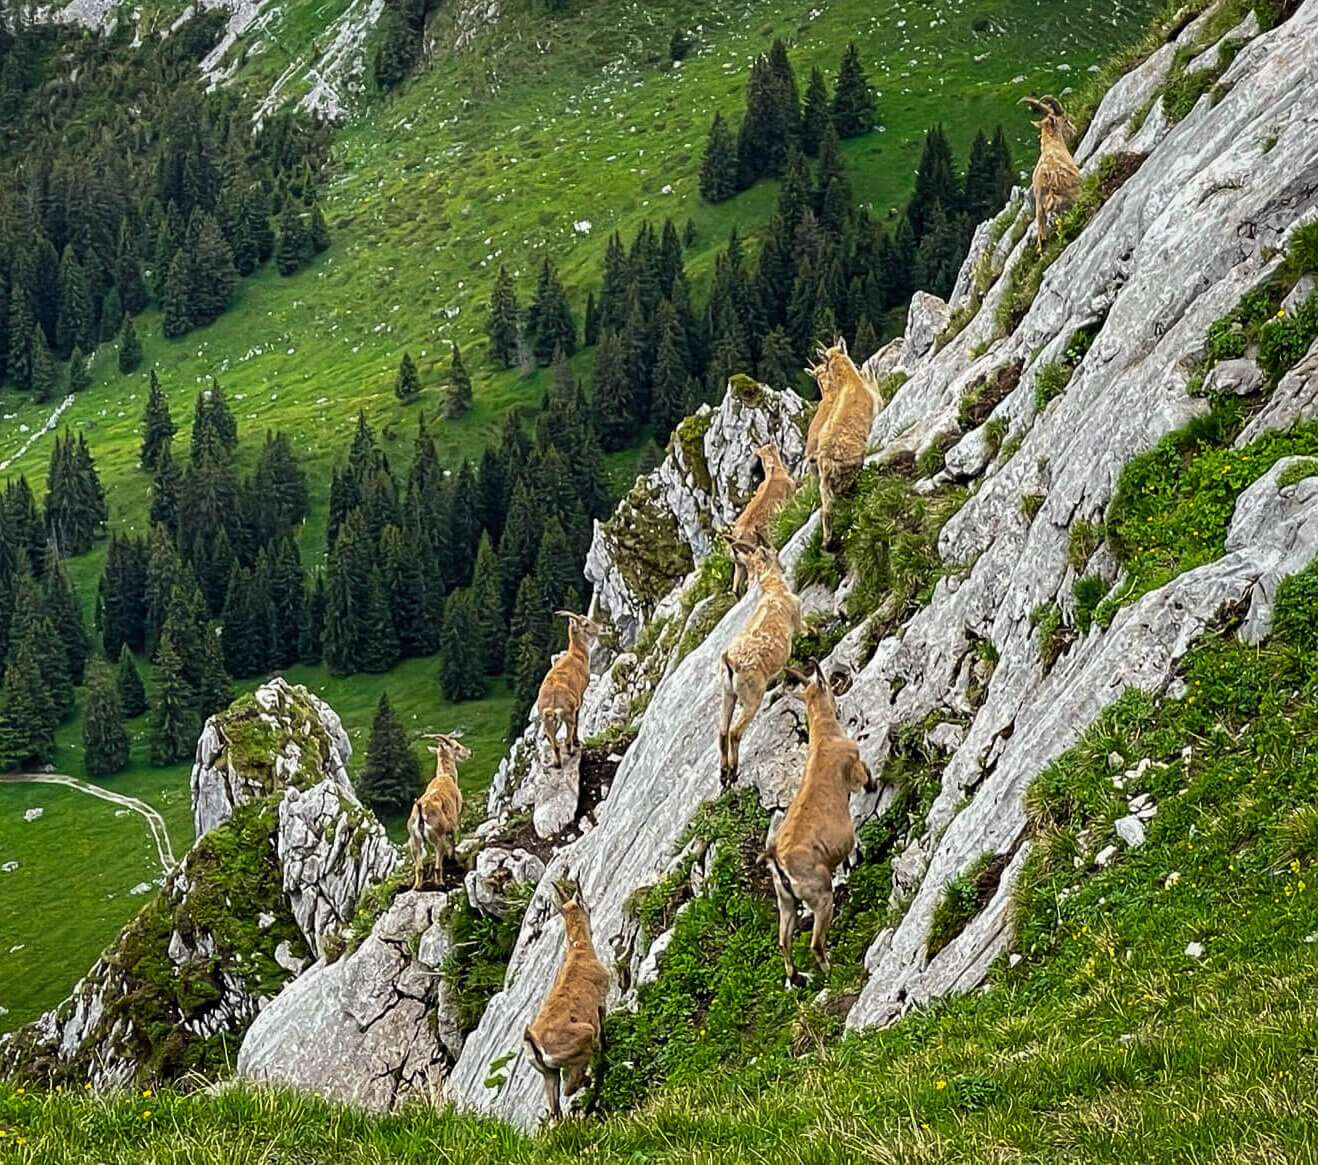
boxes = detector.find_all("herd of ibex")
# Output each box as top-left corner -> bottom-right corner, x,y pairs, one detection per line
408,101 -> 1078,1119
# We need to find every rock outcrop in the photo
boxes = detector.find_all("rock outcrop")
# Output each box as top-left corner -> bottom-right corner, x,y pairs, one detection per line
0,680 -> 397,1088
237,890 -> 463,1110
441,1 -> 1318,1130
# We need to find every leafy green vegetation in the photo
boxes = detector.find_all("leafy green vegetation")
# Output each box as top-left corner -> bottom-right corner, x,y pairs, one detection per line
441,886 -> 532,1034
926,852 -> 1005,958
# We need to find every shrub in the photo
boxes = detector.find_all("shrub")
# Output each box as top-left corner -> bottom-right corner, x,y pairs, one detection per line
1273,558 -> 1318,656
1032,363 -> 1072,414
1257,295 -> 1318,385
1072,574 -> 1109,633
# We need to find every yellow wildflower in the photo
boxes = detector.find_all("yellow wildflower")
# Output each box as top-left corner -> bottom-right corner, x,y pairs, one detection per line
935,1079 -> 947,1090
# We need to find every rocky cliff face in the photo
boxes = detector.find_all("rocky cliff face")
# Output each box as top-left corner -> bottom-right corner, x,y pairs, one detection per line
437,0 -> 1318,1130
0,680 -> 398,1088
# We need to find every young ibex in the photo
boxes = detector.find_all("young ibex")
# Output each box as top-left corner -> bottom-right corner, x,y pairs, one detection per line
764,663 -> 876,987
524,879 -> 610,1122
808,339 -> 881,550
537,611 -> 603,768
802,370 -> 838,478
724,443 -> 797,596
407,732 -> 470,891
718,542 -> 803,786
1022,94 -> 1080,253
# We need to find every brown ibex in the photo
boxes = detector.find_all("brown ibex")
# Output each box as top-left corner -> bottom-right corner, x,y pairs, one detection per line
718,542 -> 803,786
537,611 -> 603,768
524,879 -> 610,1122
808,339 -> 881,550
724,443 -> 797,596
407,732 -> 470,890
1022,94 -> 1080,253
764,663 -> 876,987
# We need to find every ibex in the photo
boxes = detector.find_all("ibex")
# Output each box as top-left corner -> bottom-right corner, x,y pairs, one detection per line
723,444 -> 797,596
524,879 -> 610,1122
802,372 -> 838,477
407,732 -> 470,891
764,662 -> 877,987
719,541 -> 803,786
537,610 -> 603,768
807,339 -> 881,550
1022,94 -> 1080,253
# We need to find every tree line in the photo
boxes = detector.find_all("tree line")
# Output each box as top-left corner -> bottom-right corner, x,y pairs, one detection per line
0,4 -> 332,403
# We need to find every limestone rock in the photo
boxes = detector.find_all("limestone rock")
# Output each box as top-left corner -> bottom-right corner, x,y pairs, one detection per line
1202,358 -> 1263,396
237,891 -> 463,1108
1114,816 -> 1146,848
465,848 -> 546,917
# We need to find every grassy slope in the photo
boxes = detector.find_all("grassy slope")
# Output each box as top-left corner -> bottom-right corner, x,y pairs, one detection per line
3,619 -> 1317,1160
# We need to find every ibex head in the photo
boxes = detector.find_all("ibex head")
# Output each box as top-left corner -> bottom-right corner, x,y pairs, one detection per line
756,443 -> 785,472
422,732 -> 473,764
550,876 -> 593,942
557,610 -> 604,642
1021,94 -> 1076,139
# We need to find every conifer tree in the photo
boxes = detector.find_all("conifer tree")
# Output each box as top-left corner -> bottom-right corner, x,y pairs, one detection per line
359,566 -> 400,673
530,259 -> 576,364
196,623 -> 233,720
620,292 -> 654,429
275,199 -> 311,276
116,219 -> 149,315
590,329 -> 633,452
191,380 -> 238,464
299,571 -> 326,664
831,42 -> 875,139
651,301 -> 692,438
357,692 -> 422,815
7,283 -> 35,390
598,232 -> 631,335
757,326 -> 798,391
99,288 -> 122,344
97,534 -> 148,657
853,314 -> 880,363
66,347 -> 91,395
220,564 -> 256,677
446,461 -> 480,590
444,343 -> 472,419
83,657 -> 130,778
438,588 -> 486,702
636,437 -> 664,476
801,67 -> 831,157
504,573 -> 548,675
310,205 -> 331,253
0,626 -> 57,770
160,575 -> 210,695
117,643 -> 148,718
55,246 -> 93,360
583,290 -> 600,347
486,265 -> 521,369
45,430 -> 105,556
816,119 -> 852,214
379,525 -> 427,659
149,633 -> 197,766
699,113 -> 738,203
908,124 -> 960,239
738,51 -> 796,186
143,527 -> 183,658
533,516 -> 577,614
913,201 -> 964,299
162,250 -> 193,339
497,479 -> 540,612
31,326 -> 58,403
187,211 -> 238,326
150,442 -> 182,533
470,531 -> 505,675
507,630 -> 548,740
395,351 -> 422,402
768,38 -> 801,144
44,552 -> 89,684
140,371 -> 176,469
323,508 -> 372,675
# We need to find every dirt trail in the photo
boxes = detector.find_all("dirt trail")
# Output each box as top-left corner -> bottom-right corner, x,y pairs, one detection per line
1,772 -> 177,874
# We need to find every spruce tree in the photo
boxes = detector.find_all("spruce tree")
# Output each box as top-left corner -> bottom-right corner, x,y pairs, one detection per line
117,643 -> 148,718
275,199 -> 311,276
187,211 -> 238,326
590,329 -> 633,452
357,692 -> 422,815
67,347 -> 91,395
507,630 -> 548,740
757,326 -> 798,391
140,370 -> 176,469
323,509 -> 372,675
310,205 -> 331,254
831,42 -> 875,139
699,112 -> 739,203
7,283 -> 35,390
444,343 -> 473,419
853,314 -> 880,362
162,251 -> 193,339
144,526 -> 183,659
379,525 -> 428,659
395,351 -> 422,402
446,461 -> 481,590
31,326 -> 58,403
470,531 -> 505,675
220,565 -> 256,677
83,657 -> 130,778
97,534 -> 148,657
503,573 -> 548,675
636,437 -> 664,476
768,38 -> 801,145
583,290 -> 600,347
149,633 -> 198,766
533,516 -> 577,614
486,265 -> 521,369
913,201 -> 965,299
55,246 -> 93,360
651,301 -> 693,439
597,232 -> 631,335
0,627 -> 57,770
116,219 -> 149,315
359,566 -> 400,673
908,124 -> 960,239
801,67 -> 831,157
620,293 -> 654,430
438,588 -> 486,702
99,288 -> 123,344
816,120 -> 853,216
738,52 -> 795,186
530,259 -> 576,364
45,552 -> 89,685
196,623 -> 233,720
150,442 -> 182,533
299,571 -> 326,664
497,479 -> 540,612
